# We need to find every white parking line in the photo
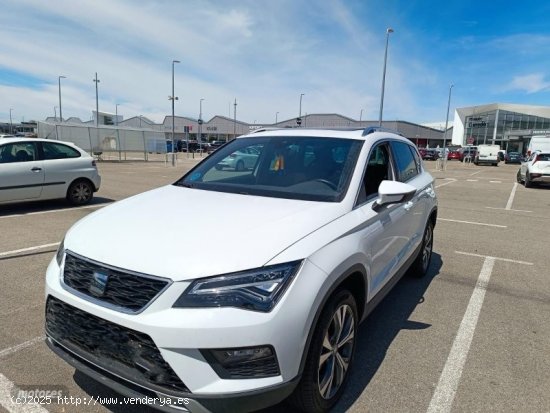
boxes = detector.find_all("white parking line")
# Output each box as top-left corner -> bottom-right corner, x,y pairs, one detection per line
0,204 -> 105,220
505,182 -> 518,210
466,179 -> 478,182
427,257 -> 495,413
438,218 -> 507,228
0,337 -> 45,359
489,180 -> 501,183
469,170 -> 483,176
0,372 -> 49,413
435,179 -> 457,189
485,206 -> 532,213
455,251 -> 533,265
0,243 -> 60,258
427,251 -> 533,413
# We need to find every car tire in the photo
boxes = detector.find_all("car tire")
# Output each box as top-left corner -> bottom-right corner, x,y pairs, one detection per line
289,289 -> 357,413
524,172 -> 532,188
235,160 -> 245,171
408,220 -> 434,278
67,179 -> 94,205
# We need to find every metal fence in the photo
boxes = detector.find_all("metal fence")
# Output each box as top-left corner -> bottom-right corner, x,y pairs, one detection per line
37,121 -> 169,161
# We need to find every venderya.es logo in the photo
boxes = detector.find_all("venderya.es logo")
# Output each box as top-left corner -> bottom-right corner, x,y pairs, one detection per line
89,271 -> 109,297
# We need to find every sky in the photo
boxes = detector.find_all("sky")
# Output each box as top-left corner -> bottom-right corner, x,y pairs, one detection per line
1,0 -> 550,126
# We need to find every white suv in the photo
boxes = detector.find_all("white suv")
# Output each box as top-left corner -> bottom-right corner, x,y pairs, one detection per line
45,127 -> 437,413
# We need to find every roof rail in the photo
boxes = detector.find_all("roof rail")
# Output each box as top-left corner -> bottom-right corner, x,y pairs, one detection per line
362,126 -> 403,136
250,127 -> 282,134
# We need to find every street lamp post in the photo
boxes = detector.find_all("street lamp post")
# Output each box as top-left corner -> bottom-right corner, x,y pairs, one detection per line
275,112 -> 279,124
9,108 -> 13,134
115,104 -> 120,126
198,98 -> 204,152
360,109 -> 364,122
298,93 -> 305,127
169,60 -> 180,166
378,27 -> 394,127
442,84 -> 454,169
58,75 -> 66,122
233,98 -> 237,140
93,73 -> 100,127
54,106 -> 58,121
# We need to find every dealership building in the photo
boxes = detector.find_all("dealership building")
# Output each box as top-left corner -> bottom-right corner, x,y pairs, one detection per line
451,103 -> 550,153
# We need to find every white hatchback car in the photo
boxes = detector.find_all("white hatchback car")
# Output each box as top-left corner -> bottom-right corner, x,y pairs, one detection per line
45,128 -> 437,413
517,151 -> 550,188
0,138 -> 101,206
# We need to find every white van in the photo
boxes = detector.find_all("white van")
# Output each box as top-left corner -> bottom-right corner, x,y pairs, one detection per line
475,144 -> 500,166
527,136 -> 550,156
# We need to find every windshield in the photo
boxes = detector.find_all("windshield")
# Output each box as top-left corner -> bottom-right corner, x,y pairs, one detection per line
175,136 -> 363,202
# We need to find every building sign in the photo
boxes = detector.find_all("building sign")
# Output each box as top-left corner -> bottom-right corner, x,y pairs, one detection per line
206,126 -> 217,131
249,125 -> 263,130
531,130 -> 550,135
468,117 -> 487,127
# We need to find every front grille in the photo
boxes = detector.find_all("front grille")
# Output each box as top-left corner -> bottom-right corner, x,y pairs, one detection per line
63,252 -> 169,313
46,296 -> 189,393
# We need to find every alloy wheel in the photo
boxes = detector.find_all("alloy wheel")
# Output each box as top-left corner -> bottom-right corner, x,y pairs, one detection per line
318,304 -> 355,400
422,223 -> 433,273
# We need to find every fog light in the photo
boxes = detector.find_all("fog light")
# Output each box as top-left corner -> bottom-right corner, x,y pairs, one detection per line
201,346 -> 280,379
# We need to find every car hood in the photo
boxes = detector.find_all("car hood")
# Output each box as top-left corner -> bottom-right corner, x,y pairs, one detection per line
65,185 -> 343,281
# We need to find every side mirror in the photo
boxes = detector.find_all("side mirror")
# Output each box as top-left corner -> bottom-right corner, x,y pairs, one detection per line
373,180 -> 417,210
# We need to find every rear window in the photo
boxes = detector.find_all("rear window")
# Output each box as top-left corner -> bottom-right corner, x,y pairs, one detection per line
536,153 -> 550,161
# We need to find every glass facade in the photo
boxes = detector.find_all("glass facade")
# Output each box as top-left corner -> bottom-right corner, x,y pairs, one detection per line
463,109 -> 550,150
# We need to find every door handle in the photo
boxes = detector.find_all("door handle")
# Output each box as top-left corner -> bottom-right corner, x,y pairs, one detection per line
31,167 -> 42,172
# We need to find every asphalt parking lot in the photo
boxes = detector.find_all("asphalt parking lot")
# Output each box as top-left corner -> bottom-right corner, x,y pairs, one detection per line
1,158 -> 549,413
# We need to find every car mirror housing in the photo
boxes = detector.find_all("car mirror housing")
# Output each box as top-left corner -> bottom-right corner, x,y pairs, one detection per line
373,180 -> 417,210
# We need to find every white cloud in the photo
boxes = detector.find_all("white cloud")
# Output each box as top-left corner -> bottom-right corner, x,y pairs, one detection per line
0,0 -> 438,124
505,73 -> 550,94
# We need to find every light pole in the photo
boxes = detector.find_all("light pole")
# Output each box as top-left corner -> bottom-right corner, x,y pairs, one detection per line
93,73 -> 100,127
299,93 -> 305,127
442,83 -> 454,168
169,60 -> 180,166
58,75 -> 66,122
115,103 -> 120,126
360,109 -> 364,122
378,27 -> 394,127
275,112 -> 279,124
233,98 -> 237,140
198,98 -> 204,151
54,106 -> 58,121
9,108 -> 13,134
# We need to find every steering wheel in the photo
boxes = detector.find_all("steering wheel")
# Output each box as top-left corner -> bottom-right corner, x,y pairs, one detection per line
314,179 -> 338,190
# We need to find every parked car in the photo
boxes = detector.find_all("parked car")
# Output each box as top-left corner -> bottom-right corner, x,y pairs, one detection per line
526,136 -> 550,157
0,134 -> 16,139
45,127 -> 437,413
447,150 -> 461,160
208,140 -> 227,153
517,151 -> 550,187
419,148 -> 440,160
474,144 -> 500,166
215,146 -> 260,170
0,138 -> 101,205
459,147 -> 477,162
504,151 -> 523,164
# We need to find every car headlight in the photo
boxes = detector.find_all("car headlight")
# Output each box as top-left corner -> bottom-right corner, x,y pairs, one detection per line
55,239 -> 65,266
173,261 -> 302,312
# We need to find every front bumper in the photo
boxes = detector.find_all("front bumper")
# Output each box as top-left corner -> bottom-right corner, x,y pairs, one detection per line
44,255 -> 321,411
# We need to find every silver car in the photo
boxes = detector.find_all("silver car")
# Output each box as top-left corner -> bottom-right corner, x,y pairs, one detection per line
215,146 -> 260,171
0,138 -> 101,205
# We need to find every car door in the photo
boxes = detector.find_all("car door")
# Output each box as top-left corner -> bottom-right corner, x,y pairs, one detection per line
0,141 -> 44,202
40,141 -> 84,199
354,142 -> 411,297
389,140 -> 429,259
